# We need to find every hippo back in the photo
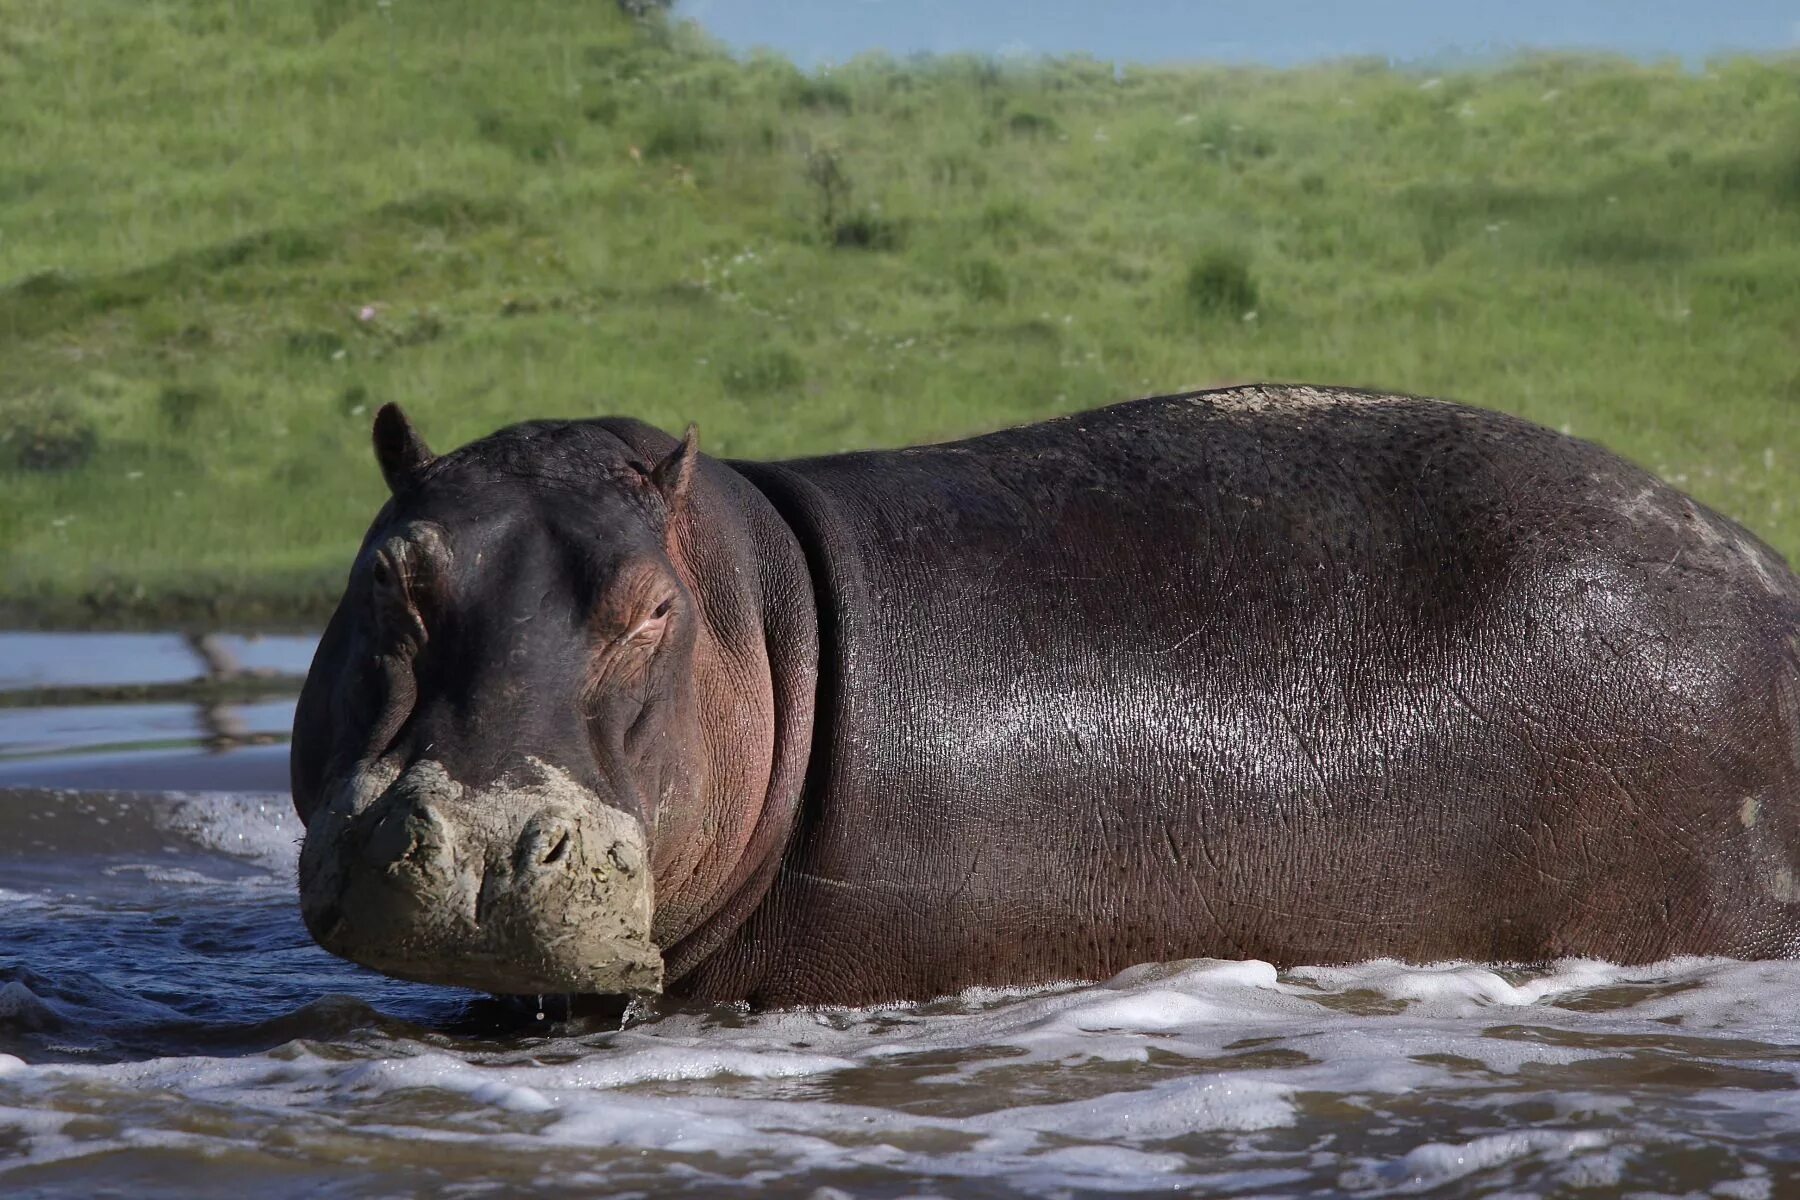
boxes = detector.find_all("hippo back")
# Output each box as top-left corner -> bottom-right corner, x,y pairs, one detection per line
682,385 -> 1800,1005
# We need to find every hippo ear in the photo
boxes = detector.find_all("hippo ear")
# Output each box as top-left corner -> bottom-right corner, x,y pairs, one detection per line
651,423 -> 700,517
372,403 -> 434,495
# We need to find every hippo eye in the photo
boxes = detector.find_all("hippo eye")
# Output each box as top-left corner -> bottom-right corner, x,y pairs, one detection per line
582,594 -> 673,715
619,599 -> 673,647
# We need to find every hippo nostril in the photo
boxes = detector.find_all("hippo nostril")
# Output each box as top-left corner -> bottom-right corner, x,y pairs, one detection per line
363,809 -> 414,868
362,798 -> 452,873
517,815 -> 578,872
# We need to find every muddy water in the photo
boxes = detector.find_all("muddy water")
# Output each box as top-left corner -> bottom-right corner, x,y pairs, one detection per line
3,635 -> 1799,1197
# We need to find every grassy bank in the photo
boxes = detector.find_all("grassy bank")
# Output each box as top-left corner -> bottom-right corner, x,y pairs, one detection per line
2,1 -> 1797,627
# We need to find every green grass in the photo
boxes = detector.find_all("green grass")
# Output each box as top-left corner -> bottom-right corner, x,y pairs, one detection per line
2,0 -> 1797,626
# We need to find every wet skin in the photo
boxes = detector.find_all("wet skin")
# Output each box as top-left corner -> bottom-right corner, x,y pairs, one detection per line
293,386 -> 1800,1006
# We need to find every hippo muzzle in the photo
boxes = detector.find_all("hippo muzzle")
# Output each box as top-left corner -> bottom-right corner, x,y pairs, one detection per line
297,758 -> 663,995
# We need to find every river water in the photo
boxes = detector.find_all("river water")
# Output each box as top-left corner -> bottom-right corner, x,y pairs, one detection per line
2,634 -> 1798,1197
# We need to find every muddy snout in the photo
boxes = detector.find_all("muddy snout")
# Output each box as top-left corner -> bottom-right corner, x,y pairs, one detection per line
299,760 -> 663,995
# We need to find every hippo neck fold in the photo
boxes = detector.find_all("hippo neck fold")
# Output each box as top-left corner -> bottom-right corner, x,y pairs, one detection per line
593,420 -> 821,984
665,457 -> 869,1000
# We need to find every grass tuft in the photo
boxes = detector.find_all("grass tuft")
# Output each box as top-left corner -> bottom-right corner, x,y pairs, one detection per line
955,257 -> 1010,302
3,399 -> 99,472
1005,109 -> 1060,138
1185,250 -> 1259,318
639,104 -> 718,159
786,75 -> 854,113
832,211 -> 906,250
721,346 -> 805,395
156,385 -> 219,430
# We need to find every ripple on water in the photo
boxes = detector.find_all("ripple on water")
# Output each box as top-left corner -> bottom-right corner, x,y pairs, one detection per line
3,789 -> 1800,1196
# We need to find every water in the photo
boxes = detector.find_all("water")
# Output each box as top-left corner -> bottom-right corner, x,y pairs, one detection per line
0,631 -> 312,795
0,632 -> 317,694
4,635 -> 1800,1196
677,0 -> 1800,70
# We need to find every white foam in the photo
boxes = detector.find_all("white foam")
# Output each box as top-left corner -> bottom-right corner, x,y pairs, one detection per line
991,1075 -> 1300,1136
1028,1145 -> 1189,1178
467,1080 -> 555,1114
1715,1174 -> 1776,1200
1343,1130 -> 1613,1192
159,791 -> 302,870
1290,955 -> 1659,1011
99,863 -> 233,885
336,1043 -> 860,1100
6,950 -> 1800,1193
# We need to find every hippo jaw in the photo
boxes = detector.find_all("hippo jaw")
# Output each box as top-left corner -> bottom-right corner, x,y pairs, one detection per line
298,757 -> 664,996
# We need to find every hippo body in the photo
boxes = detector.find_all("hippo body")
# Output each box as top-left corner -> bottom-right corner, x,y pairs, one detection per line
293,386 -> 1800,1007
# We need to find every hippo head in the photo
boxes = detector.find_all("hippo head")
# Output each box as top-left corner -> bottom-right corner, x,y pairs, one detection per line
291,405 -> 720,997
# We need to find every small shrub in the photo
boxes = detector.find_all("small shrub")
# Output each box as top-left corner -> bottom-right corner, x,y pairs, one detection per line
284,328 -> 346,359
276,456 -> 322,487
1417,207 -> 1460,265
3,398 -> 98,471
133,306 -> 212,347
953,57 -> 1005,91
157,384 -> 219,430
955,257 -> 1009,302
311,0 -> 355,39
198,227 -> 327,271
389,311 -> 446,346
999,318 -> 1060,347
170,323 -> 213,349
721,346 -> 804,394
1555,223 -> 1684,266
979,197 -> 1045,244
804,147 -> 853,232
0,169 -> 48,206
928,150 -> 988,189
1185,250 -> 1258,318
476,109 -> 569,163
375,192 -> 525,236
12,269 -> 74,299
1006,109 -> 1059,138
1776,147 -> 1800,206
833,212 -> 905,251
786,75 -> 853,113
640,104 -> 716,159
78,279 -> 153,318
1192,116 -> 1274,163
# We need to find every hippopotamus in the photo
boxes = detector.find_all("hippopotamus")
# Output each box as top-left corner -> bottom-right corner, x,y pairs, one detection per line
291,385 -> 1800,1007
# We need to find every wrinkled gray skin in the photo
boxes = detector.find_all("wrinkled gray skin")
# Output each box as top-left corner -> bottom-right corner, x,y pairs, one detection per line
294,386 -> 1800,1007
297,756 -> 660,994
